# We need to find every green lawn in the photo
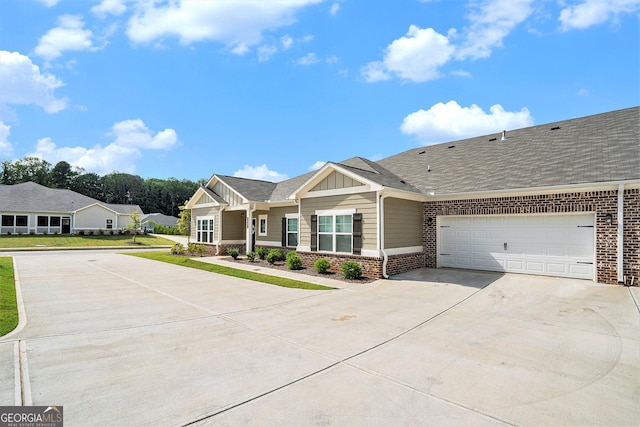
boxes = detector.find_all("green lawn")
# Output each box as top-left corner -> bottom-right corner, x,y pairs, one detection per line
128,252 -> 335,291
0,257 -> 18,336
0,234 -> 176,248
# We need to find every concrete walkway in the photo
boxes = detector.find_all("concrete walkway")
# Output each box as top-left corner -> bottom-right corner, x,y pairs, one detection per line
1,250 -> 638,426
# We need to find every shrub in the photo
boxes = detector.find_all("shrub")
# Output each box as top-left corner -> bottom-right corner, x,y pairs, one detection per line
313,258 -> 331,274
246,251 -> 256,262
341,261 -> 363,280
188,243 -> 206,256
256,247 -> 268,260
227,248 -> 239,259
170,243 -> 186,255
98,229 -> 105,235
286,253 -> 302,270
266,248 -> 284,265
29,230 -> 35,235
78,230 -> 85,236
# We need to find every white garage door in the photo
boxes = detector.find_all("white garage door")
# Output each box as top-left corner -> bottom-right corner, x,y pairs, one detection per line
438,214 -> 595,280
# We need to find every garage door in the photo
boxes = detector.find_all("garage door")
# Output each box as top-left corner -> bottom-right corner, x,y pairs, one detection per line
438,214 -> 595,280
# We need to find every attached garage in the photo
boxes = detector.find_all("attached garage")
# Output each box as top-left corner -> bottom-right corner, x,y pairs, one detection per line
438,213 -> 595,280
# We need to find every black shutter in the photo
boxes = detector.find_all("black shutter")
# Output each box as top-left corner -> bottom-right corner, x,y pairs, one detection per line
281,217 -> 286,247
310,215 -> 317,251
352,213 -> 362,255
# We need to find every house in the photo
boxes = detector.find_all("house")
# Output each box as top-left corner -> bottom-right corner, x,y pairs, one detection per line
142,213 -> 179,230
185,107 -> 640,285
0,181 -> 143,235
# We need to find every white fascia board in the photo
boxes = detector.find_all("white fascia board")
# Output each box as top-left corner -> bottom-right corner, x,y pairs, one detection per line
289,162 -> 382,200
73,203 -> 117,215
381,188 -> 428,202
184,187 -> 221,209
301,186 -> 375,199
426,179 -> 640,201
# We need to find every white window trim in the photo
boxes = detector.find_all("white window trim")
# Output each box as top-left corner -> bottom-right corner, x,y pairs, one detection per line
196,216 -> 215,244
285,213 -> 299,248
316,210 -> 354,254
258,214 -> 268,236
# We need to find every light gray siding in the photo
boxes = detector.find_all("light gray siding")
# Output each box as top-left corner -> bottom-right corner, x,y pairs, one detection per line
384,197 -> 423,248
300,192 -> 377,251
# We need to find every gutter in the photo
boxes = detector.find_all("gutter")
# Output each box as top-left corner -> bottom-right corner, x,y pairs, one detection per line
618,183 -> 624,283
378,193 -> 390,279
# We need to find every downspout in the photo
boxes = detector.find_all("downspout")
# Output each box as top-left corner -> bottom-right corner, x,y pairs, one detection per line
246,202 -> 257,253
379,193 -> 390,279
217,207 -> 222,255
617,183 -> 624,283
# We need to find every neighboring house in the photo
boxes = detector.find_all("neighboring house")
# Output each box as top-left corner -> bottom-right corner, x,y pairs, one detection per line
0,181 -> 143,235
142,213 -> 179,230
185,107 -> 640,285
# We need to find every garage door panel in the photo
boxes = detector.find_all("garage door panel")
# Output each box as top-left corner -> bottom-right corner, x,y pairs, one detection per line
439,214 -> 594,280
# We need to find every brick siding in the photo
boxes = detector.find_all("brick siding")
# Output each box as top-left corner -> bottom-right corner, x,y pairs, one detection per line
297,252 -> 384,279
423,190 -> 639,285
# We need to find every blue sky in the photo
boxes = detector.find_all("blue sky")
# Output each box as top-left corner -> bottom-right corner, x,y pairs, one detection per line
0,0 -> 638,182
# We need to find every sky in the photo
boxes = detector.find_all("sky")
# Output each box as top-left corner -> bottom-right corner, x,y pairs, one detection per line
0,0 -> 638,183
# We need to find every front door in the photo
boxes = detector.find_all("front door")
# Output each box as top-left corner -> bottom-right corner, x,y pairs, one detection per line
250,218 -> 256,252
62,217 -> 71,234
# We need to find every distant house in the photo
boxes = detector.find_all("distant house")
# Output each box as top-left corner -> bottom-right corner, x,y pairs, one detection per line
0,181 -> 143,235
142,213 -> 179,230
185,107 -> 640,285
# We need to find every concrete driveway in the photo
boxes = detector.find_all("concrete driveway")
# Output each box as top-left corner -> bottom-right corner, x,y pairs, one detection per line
0,251 -> 638,426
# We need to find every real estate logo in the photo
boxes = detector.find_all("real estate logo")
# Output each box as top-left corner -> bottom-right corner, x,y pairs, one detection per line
0,406 -> 63,427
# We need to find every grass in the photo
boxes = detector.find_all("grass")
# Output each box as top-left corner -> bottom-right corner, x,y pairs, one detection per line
0,234 -> 176,248
128,252 -> 335,291
0,257 -> 18,336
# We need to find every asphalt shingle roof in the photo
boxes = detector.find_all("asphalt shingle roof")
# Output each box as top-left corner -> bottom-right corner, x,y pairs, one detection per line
0,181 -> 143,214
205,107 -> 639,202
377,106 -> 640,195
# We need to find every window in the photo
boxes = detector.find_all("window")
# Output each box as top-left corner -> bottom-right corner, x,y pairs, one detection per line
106,219 -> 113,229
286,216 -> 298,247
318,213 -> 352,253
38,216 -> 49,227
196,216 -> 215,243
50,217 -> 61,227
2,215 -> 14,227
258,215 -> 268,236
15,216 -> 27,227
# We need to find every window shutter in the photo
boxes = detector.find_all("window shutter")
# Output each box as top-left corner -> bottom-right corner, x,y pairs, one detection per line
310,215 -> 317,251
352,213 -> 362,255
281,217 -> 286,247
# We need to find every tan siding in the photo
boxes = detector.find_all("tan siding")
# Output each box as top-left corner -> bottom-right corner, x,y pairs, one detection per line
194,192 -> 214,205
311,171 -> 364,192
300,192 -> 377,250
222,211 -> 245,240
212,181 -> 243,206
191,206 -> 220,241
265,206 -> 298,244
384,198 -> 423,248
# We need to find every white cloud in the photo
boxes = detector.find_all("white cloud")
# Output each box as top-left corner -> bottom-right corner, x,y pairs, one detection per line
295,52 -> 320,65
126,0 -> 323,54
0,121 -> 13,155
0,50 -> 68,114
91,0 -> 128,17
400,100 -> 534,145
329,2 -> 340,16
559,0 -> 640,30
578,88 -> 590,96
258,44 -> 278,62
234,164 -> 288,182
29,119 -> 179,175
35,0 -> 60,6
451,69 -> 472,78
35,15 -> 98,61
456,0 -> 534,60
362,25 -> 455,83
281,35 -> 294,50
362,0 -> 534,83
309,161 -> 326,171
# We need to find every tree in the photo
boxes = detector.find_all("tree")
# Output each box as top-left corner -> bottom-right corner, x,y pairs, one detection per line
177,203 -> 191,236
101,173 -> 144,204
124,211 -> 142,243
4,157 -> 51,185
51,161 -> 77,189
71,172 -> 103,200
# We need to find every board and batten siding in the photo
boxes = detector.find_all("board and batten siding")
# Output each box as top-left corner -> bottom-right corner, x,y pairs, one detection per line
311,171 -> 364,192
212,181 -> 244,206
384,198 -> 423,249
300,192 -> 377,251
191,206 -> 220,241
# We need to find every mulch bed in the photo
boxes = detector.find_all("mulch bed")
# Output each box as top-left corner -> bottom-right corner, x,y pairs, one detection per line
225,257 -> 376,284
